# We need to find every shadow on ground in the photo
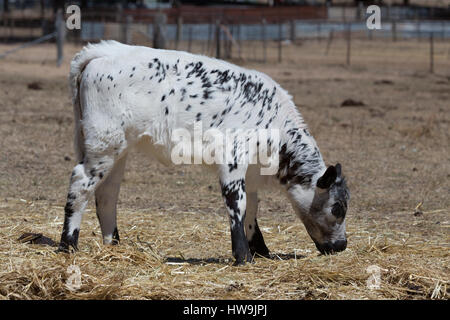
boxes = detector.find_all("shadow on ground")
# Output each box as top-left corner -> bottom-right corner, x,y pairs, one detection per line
164,252 -> 305,265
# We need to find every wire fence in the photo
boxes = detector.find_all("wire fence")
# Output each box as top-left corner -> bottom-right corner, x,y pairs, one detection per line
79,19 -> 450,41
71,17 -> 450,67
0,7 -> 449,71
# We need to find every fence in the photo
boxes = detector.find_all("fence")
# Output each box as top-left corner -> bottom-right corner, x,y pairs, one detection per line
79,18 -> 450,42
0,8 -> 65,66
0,5 -> 449,71
74,17 -> 449,65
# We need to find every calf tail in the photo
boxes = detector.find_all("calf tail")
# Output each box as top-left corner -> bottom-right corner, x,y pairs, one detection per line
69,41 -> 123,162
70,62 -> 85,163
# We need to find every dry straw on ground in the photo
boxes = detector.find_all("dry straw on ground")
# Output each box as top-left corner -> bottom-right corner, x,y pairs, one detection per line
0,198 -> 448,300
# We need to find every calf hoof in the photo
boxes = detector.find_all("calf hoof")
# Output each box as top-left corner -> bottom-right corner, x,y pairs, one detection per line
56,246 -> 69,254
112,227 -> 120,245
56,243 -> 77,253
103,227 -> 120,246
232,251 -> 253,266
233,260 -> 246,266
250,246 -> 270,258
249,235 -> 270,258
58,230 -> 79,253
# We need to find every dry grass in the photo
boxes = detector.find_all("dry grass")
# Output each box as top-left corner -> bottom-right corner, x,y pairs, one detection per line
0,39 -> 449,300
0,199 -> 448,300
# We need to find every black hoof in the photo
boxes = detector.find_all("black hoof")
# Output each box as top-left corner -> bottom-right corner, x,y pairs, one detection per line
56,246 -> 70,254
111,227 -> 120,245
56,243 -> 77,253
248,222 -> 270,258
249,242 -> 270,258
250,249 -> 270,258
233,258 -> 254,266
233,251 -> 253,266
233,260 -> 246,266
58,229 -> 79,253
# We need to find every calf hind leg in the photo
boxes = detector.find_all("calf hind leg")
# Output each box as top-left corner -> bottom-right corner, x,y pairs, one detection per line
58,156 -> 116,252
245,191 -> 270,257
95,154 -> 127,245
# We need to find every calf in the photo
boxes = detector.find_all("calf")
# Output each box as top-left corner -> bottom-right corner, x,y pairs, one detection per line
58,41 -> 350,265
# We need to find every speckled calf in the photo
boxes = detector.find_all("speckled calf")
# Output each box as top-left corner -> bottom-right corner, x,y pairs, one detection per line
58,41 -> 350,265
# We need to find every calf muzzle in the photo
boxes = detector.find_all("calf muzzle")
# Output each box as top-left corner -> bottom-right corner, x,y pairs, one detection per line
314,239 -> 347,255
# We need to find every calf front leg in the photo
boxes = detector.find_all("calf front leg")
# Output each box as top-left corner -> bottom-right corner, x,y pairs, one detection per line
219,166 -> 252,265
245,192 -> 270,257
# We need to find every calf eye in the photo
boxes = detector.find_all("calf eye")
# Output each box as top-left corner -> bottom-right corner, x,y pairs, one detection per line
331,203 -> 346,219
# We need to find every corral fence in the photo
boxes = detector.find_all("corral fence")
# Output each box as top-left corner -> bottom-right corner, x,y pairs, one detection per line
77,17 -> 450,64
0,7 -> 65,66
76,6 -> 450,70
0,4 -> 449,70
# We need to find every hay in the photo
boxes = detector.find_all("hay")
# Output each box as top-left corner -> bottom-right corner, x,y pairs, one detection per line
0,198 -> 448,300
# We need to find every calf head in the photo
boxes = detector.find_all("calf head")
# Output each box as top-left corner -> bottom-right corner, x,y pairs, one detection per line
287,163 -> 350,254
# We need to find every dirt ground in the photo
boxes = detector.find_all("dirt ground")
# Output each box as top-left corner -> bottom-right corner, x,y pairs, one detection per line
0,38 -> 448,300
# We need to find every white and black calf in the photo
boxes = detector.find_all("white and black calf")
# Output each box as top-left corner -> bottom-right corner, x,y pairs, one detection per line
58,41 -> 350,265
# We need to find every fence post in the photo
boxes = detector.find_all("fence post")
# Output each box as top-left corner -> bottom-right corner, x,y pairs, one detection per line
357,2 -> 364,21
215,19 -> 221,59
2,12 -> 8,42
40,0 -> 47,37
317,22 -> 321,42
207,20 -> 212,55
429,33 -> 434,73
325,29 -> 334,56
55,9 -> 65,67
153,12 -> 167,49
175,15 -> 182,50
116,3 -> 123,23
188,25 -> 193,52
417,21 -> 421,41
290,20 -> 296,42
278,21 -> 283,63
9,12 -> 15,39
121,15 -> 133,44
237,22 -> 242,60
226,24 -> 233,59
262,18 -> 267,63
346,23 -> 351,66
392,21 -> 397,42
223,24 -> 230,59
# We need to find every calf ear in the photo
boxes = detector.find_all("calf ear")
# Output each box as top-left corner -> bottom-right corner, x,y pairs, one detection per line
335,163 -> 342,177
316,165 -> 337,189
